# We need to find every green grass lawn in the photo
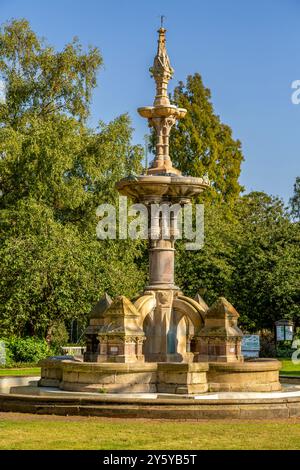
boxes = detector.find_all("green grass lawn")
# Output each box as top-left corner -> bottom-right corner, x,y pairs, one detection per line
0,359 -> 299,450
0,413 -> 300,450
279,358 -> 300,376
0,368 -> 40,376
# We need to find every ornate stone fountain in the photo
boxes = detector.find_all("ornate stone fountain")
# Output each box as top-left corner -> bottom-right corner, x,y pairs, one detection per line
39,27 -> 281,395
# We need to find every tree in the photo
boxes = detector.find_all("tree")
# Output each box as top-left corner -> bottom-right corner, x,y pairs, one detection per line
289,176 -> 300,221
0,19 -> 145,338
175,203 -> 239,305
0,197 -> 146,337
0,19 -> 101,126
164,73 -> 244,205
231,192 -> 300,330
176,191 -> 300,331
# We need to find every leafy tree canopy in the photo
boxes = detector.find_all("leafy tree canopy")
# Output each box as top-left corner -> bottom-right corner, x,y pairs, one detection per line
176,192 -> 300,331
0,19 -> 145,337
289,176 -> 300,221
0,18 -> 101,125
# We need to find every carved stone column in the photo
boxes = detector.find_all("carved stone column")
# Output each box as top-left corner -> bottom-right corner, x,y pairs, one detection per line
143,290 -> 175,362
149,115 -> 177,172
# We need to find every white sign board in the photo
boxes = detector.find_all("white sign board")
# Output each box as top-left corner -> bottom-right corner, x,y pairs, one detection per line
276,324 -> 293,341
285,326 -> 294,341
276,325 -> 285,341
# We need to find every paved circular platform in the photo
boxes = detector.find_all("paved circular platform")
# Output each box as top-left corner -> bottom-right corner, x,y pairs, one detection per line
1,376 -> 300,419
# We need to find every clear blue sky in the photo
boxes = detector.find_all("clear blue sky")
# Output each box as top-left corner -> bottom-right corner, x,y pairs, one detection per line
1,0 -> 299,202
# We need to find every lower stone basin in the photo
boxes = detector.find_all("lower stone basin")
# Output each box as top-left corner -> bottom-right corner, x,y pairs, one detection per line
1,374 -> 300,420
39,360 -> 209,394
38,358 -> 282,394
208,359 -> 282,392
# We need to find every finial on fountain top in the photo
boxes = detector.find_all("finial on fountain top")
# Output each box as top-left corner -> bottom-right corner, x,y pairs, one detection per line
138,25 -> 187,175
149,25 -> 174,107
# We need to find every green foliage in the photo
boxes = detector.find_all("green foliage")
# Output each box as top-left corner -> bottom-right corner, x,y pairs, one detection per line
259,330 -> 276,358
0,19 -> 145,338
289,176 -> 300,221
155,74 -> 299,330
176,191 -> 300,331
1,337 -> 50,363
231,192 -> 300,330
175,203 -> 239,305
275,343 -> 294,359
1,417 -> 300,450
150,73 -> 244,204
46,322 -> 69,353
0,132 -> 145,336
0,19 -> 101,124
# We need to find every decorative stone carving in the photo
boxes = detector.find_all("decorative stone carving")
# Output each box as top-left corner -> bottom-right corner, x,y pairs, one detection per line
38,26 -> 284,396
89,293 -> 112,321
137,27 -> 187,175
157,290 -> 172,306
195,297 -> 243,363
96,296 -> 145,363
149,27 -> 174,108
134,293 -> 156,325
194,293 -> 209,314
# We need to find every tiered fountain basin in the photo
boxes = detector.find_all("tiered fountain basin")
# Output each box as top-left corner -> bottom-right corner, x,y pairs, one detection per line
37,358 -> 282,394
116,174 -> 210,203
1,361 -> 300,420
138,105 -> 187,119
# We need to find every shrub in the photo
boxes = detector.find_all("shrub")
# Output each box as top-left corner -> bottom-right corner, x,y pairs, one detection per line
276,341 -> 294,358
259,329 -> 276,358
47,322 -> 69,354
4,337 -> 51,363
259,330 -> 294,358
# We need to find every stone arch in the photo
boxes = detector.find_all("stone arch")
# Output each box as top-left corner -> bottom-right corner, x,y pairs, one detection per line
171,296 -> 206,360
134,294 -> 156,328
172,295 -> 205,333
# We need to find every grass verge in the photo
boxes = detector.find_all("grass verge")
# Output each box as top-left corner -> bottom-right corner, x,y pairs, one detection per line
279,358 -> 300,376
0,368 -> 40,376
0,413 -> 300,450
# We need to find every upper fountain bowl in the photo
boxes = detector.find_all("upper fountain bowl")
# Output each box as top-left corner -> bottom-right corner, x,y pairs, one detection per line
138,105 -> 187,119
116,174 -> 210,204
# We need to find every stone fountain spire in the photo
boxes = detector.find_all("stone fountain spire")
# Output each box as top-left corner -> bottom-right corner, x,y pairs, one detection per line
138,27 -> 187,175
115,26 -> 210,362
150,27 -> 174,107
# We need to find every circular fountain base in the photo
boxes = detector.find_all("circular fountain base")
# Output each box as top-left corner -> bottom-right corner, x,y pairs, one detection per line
37,358 -> 282,394
0,358 -> 289,419
1,379 -> 300,420
0,359 -> 299,420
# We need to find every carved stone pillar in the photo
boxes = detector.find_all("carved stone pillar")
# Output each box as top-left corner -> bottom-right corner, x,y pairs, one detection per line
149,115 -> 177,172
